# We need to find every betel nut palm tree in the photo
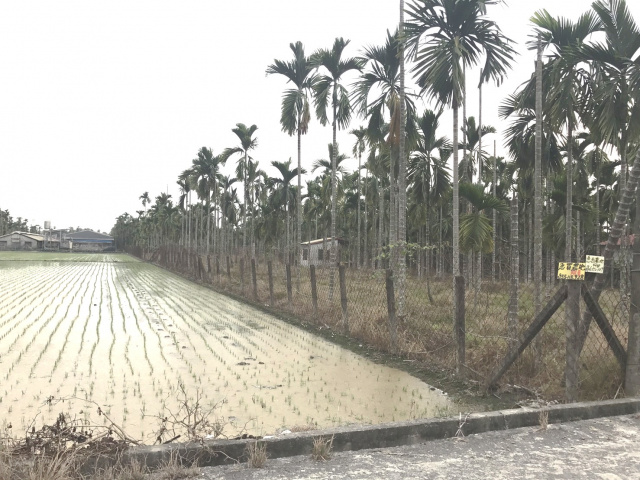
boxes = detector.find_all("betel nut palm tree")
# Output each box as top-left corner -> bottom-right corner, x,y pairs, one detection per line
266,41 -> 315,275
353,29 -> 416,285
223,123 -> 258,257
404,0 -> 516,279
190,147 -> 224,255
530,9 -> 599,263
271,159 -> 306,261
310,37 -> 362,298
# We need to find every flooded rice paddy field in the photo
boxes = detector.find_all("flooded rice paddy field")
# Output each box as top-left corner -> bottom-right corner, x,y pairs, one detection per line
0,252 -> 448,441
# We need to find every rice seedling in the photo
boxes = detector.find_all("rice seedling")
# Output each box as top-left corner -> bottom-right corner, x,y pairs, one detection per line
0,252 -> 449,439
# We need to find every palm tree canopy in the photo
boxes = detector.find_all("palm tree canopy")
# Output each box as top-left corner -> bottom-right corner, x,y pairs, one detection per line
271,159 -> 306,186
404,0 -> 517,106
312,144 -> 349,176
310,37 -> 363,129
408,109 -> 452,202
354,29 -> 417,146
266,41 -> 316,136
575,0 -> 640,149
223,123 -> 259,161
529,9 -> 599,130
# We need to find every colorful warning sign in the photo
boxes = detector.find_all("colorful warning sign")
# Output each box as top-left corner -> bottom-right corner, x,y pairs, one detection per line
585,255 -> 605,274
557,262 -> 585,280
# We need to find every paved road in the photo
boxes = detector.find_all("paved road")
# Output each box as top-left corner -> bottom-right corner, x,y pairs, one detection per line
184,414 -> 640,479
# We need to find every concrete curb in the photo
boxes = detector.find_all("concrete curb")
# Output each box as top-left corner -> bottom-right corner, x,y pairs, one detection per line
91,397 -> 639,471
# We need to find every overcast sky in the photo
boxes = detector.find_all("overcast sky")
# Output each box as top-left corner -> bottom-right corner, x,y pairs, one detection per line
1,1 -> 639,233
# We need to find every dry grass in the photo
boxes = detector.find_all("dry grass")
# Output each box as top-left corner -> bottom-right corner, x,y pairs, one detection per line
311,435 -> 334,461
289,423 -> 317,433
0,451 -> 78,480
0,451 -> 203,479
538,410 -> 549,431
151,451 -> 200,479
245,440 -> 267,468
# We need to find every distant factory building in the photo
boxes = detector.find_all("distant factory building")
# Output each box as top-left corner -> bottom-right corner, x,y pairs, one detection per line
64,230 -> 115,252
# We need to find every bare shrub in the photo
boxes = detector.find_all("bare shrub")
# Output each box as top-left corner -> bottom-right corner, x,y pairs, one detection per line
311,435 -> 334,461
151,383 -> 229,444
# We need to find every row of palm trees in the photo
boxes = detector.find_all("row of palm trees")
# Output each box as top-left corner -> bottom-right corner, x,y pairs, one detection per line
0,209 -> 34,236
112,0 -> 640,298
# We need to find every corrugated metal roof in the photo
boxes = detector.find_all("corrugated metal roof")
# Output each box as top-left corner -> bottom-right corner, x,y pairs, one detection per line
0,231 -> 44,242
301,237 -> 347,246
66,230 -> 114,241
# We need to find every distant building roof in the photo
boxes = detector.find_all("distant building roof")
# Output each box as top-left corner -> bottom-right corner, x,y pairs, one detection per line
301,237 -> 347,246
0,231 -> 44,242
66,230 -> 114,243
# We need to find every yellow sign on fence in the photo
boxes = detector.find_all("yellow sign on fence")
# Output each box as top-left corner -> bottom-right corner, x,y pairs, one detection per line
585,255 -> 605,274
557,262 -> 585,281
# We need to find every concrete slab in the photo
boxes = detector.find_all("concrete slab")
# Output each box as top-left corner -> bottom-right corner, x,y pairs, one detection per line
189,413 -> 640,479
118,397 -> 639,473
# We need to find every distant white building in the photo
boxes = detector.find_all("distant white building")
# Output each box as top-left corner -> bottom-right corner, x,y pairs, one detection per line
0,231 -> 44,250
300,237 -> 347,267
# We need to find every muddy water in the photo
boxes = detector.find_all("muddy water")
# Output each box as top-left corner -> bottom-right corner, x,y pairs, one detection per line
0,253 -> 449,442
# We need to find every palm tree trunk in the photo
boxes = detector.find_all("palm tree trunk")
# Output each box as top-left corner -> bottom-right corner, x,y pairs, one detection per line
329,93 -> 338,299
596,151 -> 601,249
187,192 -> 192,250
397,0 -> 407,316
492,140 -> 497,282
534,36 -> 544,367
364,169 -> 369,268
439,205 -> 443,277
509,194 -> 519,350
297,120 -> 302,291
285,185 -> 290,264
389,146 -> 397,271
243,153 -> 248,257
565,117 -> 573,261
206,187 -> 211,255
462,68 -> 472,282
452,99 -> 460,277
476,72 -> 483,289
357,151 -> 361,269
378,181 -> 384,269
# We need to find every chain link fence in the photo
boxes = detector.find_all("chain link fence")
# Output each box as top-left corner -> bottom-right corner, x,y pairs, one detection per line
127,244 -> 630,402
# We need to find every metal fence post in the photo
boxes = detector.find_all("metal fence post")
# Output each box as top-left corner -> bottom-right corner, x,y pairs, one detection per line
251,258 -> 258,300
386,269 -> 397,353
268,260 -> 274,306
455,275 -> 466,375
338,263 -> 348,334
240,258 -> 245,294
310,264 -> 318,320
566,279 -> 580,402
286,263 -> 292,305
